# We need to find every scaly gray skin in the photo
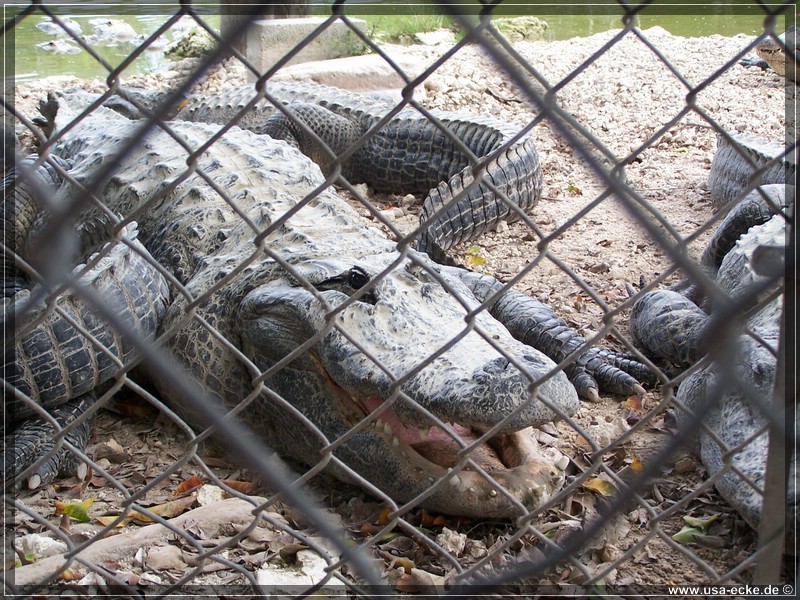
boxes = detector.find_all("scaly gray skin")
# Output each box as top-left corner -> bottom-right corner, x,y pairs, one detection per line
171,81 -> 543,265
707,132 -> 796,211
628,182 -> 794,540
5,86 -> 650,515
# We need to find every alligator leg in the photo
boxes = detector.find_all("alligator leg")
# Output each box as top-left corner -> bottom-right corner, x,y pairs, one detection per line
627,286 -> 709,370
456,269 -> 655,401
3,391 -> 97,490
738,57 -> 770,71
3,223 -> 169,487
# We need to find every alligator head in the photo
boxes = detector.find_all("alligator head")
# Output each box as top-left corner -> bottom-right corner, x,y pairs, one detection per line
236,252 -> 579,517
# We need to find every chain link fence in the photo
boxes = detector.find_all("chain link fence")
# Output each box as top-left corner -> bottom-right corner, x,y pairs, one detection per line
2,0 -> 796,596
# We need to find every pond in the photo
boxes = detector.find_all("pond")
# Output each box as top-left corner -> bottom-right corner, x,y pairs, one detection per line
3,2 -> 780,82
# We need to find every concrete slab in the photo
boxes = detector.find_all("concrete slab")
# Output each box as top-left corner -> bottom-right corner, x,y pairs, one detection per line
272,53 -> 426,96
246,17 -> 368,77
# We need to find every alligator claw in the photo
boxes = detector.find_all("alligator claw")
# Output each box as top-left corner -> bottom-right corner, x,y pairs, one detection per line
3,392 -> 97,489
458,270 -> 655,400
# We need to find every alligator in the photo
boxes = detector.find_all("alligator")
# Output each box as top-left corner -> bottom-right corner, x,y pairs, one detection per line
3,83 -> 653,517
739,25 -> 798,82
628,128 -> 795,540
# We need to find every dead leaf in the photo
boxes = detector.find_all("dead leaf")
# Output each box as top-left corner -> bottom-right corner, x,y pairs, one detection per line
53,498 -> 95,523
218,479 -> 255,495
95,515 -> 133,528
567,183 -> 583,195
465,254 -> 486,268
174,476 -> 204,496
683,514 -> 719,530
624,395 -> 643,413
391,556 -> 416,572
630,457 -> 644,473
278,543 -> 306,564
59,567 -> 83,581
376,506 -> 393,526
582,478 -> 616,497
129,496 -> 196,524
418,510 -> 447,528
672,526 -> 705,544
394,568 -> 443,593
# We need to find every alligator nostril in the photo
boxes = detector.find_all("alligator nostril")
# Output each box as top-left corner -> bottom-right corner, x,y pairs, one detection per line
482,357 -> 510,375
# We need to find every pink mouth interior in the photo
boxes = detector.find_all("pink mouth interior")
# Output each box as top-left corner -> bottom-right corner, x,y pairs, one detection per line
358,396 -> 510,471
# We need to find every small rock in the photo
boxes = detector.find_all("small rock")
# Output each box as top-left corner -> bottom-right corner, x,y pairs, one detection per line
16,534 -> 68,560
197,484 -> 226,506
435,527 -> 467,557
601,543 -> 623,563
414,30 -> 456,46
92,438 -> 128,463
351,183 -> 370,198
464,539 -> 488,559
378,208 -> 396,223
586,261 -> 610,274
673,455 -> 697,474
400,193 -> 417,208
494,220 -> 509,234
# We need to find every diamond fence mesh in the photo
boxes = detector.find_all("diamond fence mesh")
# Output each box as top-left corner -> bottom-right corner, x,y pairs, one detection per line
1,0 -> 796,596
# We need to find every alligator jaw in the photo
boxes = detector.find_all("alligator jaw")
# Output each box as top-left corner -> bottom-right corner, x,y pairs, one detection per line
348,393 -> 569,518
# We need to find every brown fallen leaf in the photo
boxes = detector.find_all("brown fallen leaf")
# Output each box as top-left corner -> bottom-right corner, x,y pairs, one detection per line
95,515 -> 133,529
624,395 -> 644,413
128,496 -> 197,524
220,479 -> 258,495
278,543 -> 307,564
174,475 -> 204,496
391,556 -> 416,573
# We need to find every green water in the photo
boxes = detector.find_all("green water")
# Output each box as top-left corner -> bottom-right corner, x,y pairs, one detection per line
3,3 -> 783,82
7,12 -> 221,82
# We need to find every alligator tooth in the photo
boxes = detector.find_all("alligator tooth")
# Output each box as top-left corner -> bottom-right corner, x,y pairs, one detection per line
449,475 -> 461,487
383,422 -> 393,436
418,427 -> 430,441
468,487 -> 475,494
392,436 -> 400,448
489,489 -> 497,497
428,477 -> 435,483
555,455 -> 570,471
529,483 -> 543,496
374,418 -> 383,431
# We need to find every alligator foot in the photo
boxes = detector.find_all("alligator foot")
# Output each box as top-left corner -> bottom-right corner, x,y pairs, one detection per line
458,270 -> 655,401
738,57 -> 770,71
3,392 -> 97,490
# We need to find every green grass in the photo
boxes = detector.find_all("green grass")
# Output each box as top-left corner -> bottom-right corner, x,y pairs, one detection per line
357,14 -> 455,44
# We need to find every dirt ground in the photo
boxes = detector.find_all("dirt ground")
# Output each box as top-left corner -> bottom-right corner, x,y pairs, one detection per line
10,26 -> 793,592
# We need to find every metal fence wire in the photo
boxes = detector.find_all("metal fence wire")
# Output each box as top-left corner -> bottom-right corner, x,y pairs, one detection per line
1,0 -> 796,596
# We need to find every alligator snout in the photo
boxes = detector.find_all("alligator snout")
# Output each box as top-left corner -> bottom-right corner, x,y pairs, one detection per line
235,256 -> 579,516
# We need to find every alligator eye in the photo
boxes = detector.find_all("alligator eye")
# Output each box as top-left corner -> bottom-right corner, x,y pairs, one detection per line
347,266 -> 370,290
315,266 -> 376,304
